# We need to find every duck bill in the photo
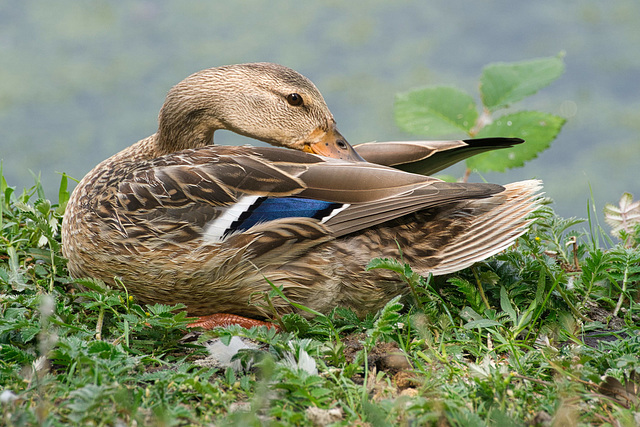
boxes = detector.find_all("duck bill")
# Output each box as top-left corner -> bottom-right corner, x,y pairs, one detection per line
303,127 -> 366,162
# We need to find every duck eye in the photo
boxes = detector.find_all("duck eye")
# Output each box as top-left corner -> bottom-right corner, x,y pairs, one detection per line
286,93 -> 304,106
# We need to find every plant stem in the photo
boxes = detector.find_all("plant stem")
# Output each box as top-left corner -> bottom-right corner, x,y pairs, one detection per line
462,168 -> 471,183
405,274 -> 423,310
612,262 -> 629,317
263,291 -> 286,331
545,267 -> 589,322
96,306 -> 104,340
472,267 -> 492,311
568,236 -> 580,270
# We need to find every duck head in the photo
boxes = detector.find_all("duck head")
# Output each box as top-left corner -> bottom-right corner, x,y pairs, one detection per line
156,62 -> 364,161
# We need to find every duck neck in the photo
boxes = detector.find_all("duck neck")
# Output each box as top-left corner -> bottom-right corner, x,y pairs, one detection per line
155,112 -> 219,156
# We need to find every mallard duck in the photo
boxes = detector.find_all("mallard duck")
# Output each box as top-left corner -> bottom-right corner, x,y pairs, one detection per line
62,63 -> 541,327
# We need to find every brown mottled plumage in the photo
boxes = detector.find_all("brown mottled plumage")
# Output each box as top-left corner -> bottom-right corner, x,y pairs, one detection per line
62,63 -> 541,320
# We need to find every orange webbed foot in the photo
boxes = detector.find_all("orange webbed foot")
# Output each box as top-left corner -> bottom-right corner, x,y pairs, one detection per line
187,313 -> 280,331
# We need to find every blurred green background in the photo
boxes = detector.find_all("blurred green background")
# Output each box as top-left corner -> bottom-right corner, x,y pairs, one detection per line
1,0 -> 638,221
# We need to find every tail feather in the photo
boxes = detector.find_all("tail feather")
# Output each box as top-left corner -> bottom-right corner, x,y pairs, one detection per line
420,179 -> 542,276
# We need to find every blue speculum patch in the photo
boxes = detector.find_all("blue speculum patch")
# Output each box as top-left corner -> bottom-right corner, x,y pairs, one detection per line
231,197 -> 342,232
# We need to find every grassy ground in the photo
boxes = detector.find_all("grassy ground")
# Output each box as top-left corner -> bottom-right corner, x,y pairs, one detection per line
1,174 -> 639,426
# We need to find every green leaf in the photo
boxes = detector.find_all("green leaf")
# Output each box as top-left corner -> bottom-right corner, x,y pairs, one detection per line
0,344 -> 36,365
469,111 -> 565,172
58,173 -> 70,212
73,277 -> 109,292
267,280 -> 326,318
463,319 -> 502,329
499,287 -> 517,325
366,257 -> 405,274
29,171 -> 46,201
480,55 -> 565,111
20,326 -> 41,343
394,86 -> 478,136
459,306 -> 483,322
89,340 -> 118,355
146,303 -> 186,315
535,271 -> 546,306
367,295 -> 403,345
362,397 -> 390,427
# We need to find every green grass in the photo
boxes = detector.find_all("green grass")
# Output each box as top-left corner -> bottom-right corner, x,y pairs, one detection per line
1,173 -> 639,426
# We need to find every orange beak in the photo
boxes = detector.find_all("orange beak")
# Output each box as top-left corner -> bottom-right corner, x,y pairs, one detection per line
303,126 -> 366,162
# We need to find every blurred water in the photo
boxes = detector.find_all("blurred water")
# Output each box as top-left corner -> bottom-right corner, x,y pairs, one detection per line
1,0 -> 638,225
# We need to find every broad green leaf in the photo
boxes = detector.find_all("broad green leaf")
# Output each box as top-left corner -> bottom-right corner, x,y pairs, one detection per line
469,111 -> 565,172
20,326 -> 41,343
480,55 -> 565,111
394,86 -> 478,136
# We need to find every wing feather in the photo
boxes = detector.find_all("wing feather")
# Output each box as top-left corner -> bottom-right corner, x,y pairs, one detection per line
108,145 -> 505,245
354,137 -> 524,175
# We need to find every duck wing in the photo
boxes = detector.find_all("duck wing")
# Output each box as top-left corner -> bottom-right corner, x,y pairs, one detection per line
354,137 -> 523,175
108,146 -> 503,246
